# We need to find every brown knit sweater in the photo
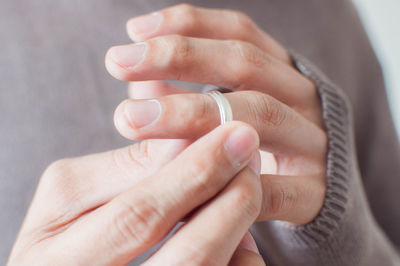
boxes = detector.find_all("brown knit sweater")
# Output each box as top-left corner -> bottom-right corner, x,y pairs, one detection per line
1,0 -> 399,265
249,52 -> 399,265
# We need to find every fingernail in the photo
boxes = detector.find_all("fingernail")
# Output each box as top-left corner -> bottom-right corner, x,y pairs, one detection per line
224,127 -> 258,166
239,232 -> 260,254
109,42 -> 148,68
124,99 -> 161,129
248,151 -> 261,175
127,12 -> 163,36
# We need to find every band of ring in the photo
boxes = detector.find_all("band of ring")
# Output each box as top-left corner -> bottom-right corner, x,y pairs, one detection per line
206,90 -> 233,125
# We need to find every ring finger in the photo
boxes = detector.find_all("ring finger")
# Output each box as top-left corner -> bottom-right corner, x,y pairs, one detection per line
114,91 -> 327,176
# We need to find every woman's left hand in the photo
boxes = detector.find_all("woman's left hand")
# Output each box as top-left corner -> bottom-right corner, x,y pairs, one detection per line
106,4 -> 327,225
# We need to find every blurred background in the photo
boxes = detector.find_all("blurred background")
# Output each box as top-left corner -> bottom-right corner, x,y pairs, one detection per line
353,0 -> 400,137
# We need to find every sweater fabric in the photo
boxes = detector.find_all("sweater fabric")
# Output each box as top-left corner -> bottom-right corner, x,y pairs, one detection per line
249,52 -> 399,266
1,0 -> 399,265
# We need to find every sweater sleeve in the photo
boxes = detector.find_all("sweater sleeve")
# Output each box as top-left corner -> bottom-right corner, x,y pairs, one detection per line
249,52 -> 400,266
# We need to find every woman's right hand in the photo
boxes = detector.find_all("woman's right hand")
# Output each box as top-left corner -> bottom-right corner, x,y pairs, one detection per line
8,122 -> 265,266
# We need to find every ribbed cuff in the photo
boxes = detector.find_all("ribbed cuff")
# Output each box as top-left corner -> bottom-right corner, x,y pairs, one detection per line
264,51 -> 353,247
250,51 -> 399,266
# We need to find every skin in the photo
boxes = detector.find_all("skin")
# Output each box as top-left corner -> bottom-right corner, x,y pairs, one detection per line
9,123 -> 265,265
9,4 -> 327,266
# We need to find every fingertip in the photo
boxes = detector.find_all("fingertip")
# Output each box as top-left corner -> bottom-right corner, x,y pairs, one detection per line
224,121 -> 260,148
125,18 -> 139,42
105,49 -> 131,81
223,122 -> 260,167
105,43 -> 148,81
113,100 -> 140,140
126,12 -> 163,42
126,19 -> 146,43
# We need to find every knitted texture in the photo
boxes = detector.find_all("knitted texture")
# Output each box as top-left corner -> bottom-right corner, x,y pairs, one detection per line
250,52 -> 400,266
289,51 -> 351,246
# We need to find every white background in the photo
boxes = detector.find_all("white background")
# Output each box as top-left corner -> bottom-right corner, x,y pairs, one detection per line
352,0 -> 400,137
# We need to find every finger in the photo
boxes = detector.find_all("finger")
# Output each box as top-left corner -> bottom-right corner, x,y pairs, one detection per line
142,153 -> 262,266
22,139 -> 190,232
128,80 -> 188,99
59,122 -> 259,265
229,232 -> 266,266
230,247 -> 266,266
105,36 -> 317,110
114,91 -> 327,172
126,4 -> 290,63
259,174 -> 326,225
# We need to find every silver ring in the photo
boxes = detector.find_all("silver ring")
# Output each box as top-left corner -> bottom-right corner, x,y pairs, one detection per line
206,90 -> 233,125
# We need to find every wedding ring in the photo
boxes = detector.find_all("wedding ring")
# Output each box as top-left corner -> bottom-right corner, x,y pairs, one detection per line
206,90 -> 233,125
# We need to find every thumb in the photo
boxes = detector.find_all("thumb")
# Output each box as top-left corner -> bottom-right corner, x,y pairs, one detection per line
24,138 -> 191,232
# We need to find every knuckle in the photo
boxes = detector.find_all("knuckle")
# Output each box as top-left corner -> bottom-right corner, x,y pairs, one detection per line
192,94 -> 214,126
40,158 -> 84,212
231,10 -> 256,34
268,181 -> 297,216
185,159 -> 217,199
112,141 -> 151,171
229,41 -> 268,86
175,3 -> 196,13
228,41 -> 252,87
42,158 -> 74,188
231,181 -> 261,219
172,4 -> 197,33
246,92 -> 288,127
159,35 -> 194,77
108,196 -> 165,253
44,159 -> 72,177
233,40 -> 268,68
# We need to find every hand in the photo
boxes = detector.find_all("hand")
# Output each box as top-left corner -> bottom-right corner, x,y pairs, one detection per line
105,4 -> 328,225
8,123 -> 266,265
